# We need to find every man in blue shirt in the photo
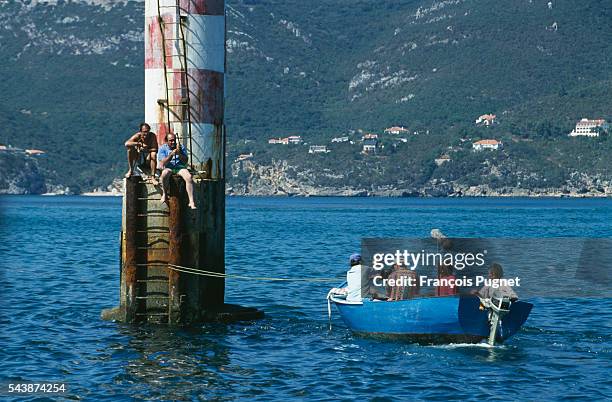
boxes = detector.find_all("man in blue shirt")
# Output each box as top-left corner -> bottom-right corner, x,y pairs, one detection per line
157,133 -> 196,209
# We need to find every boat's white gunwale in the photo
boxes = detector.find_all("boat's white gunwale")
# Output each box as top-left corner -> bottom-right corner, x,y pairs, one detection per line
329,295 -> 363,305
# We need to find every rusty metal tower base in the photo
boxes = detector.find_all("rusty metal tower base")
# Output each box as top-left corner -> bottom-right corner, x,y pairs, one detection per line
102,177 -> 263,324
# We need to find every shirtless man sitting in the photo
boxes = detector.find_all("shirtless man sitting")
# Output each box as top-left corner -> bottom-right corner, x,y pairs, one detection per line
157,133 -> 196,209
124,123 -> 158,184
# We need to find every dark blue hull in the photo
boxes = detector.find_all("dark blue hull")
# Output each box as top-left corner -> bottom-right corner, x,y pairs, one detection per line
332,295 -> 532,344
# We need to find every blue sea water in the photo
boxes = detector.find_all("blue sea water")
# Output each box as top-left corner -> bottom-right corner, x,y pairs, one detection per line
0,196 -> 611,400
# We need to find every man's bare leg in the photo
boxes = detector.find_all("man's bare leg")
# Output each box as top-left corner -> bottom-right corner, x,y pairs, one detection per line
148,152 -> 159,185
125,147 -> 138,178
150,152 -> 158,173
159,168 -> 171,204
178,169 -> 197,209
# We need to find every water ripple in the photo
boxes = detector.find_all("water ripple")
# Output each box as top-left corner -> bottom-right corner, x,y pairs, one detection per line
0,196 -> 610,400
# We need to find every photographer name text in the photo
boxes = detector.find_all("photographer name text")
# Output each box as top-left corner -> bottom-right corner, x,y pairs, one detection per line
372,275 -> 521,288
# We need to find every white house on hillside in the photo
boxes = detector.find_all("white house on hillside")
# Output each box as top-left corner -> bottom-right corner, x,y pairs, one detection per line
434,155 -> 451,166
287,135 -> 302,144
268,137 -> 288,145
25,149 -> 47,156
475,114 -> 497,126
384,126 -> 409,135
569,118 -> 607,137
362,133 -> 378,140
473,139 -> 502,151
363,138 -> 378,153
309,145 -> 329,154
235,153 -> 253,162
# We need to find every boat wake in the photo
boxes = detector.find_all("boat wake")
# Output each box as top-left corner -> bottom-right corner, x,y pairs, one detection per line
429,342 -> 505,349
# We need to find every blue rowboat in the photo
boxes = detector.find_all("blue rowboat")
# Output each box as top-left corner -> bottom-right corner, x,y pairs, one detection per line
328,289 -> 533,344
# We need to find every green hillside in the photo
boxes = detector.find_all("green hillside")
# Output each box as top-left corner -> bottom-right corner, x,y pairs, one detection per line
0,0 -> 610,192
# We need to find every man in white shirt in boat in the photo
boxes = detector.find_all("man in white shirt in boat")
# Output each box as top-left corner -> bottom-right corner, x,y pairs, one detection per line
474,263 -> 518,301
345,254 -> 363,302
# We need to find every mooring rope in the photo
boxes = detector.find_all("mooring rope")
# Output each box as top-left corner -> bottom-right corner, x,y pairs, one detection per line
167,263 -> 342,283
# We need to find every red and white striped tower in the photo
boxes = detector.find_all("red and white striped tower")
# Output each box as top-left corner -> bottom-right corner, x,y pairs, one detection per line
102,0 -> 261,324
144,0 -> 228,316
144,0 -> 225,178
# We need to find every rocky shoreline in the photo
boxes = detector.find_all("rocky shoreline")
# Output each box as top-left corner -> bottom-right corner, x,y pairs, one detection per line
225,185 -> 611,198
11,185 -> 612,198
0,152 -> 47,195
3,159 -> 610,198
226,160 -> 612,198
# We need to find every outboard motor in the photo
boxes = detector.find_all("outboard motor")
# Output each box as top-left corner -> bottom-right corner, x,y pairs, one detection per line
479,296 -> 512,345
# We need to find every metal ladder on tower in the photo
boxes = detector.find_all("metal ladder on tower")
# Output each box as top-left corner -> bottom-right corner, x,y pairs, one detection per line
133,183 -> 171,324
156,0 -> 194,171
125,0 -> 193,324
